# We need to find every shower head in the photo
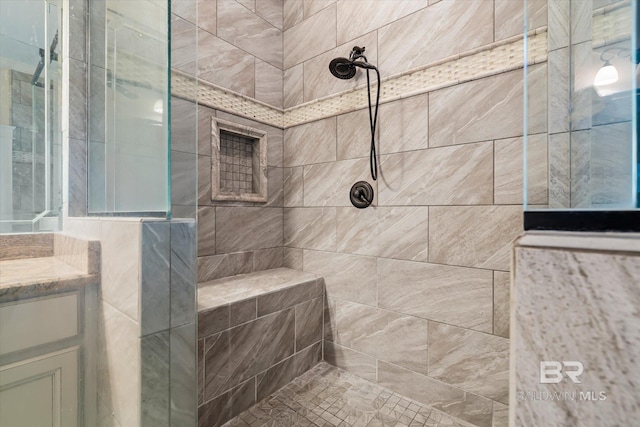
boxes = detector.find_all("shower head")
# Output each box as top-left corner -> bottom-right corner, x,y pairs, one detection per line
329,47 -> 379,80
329,57 -> 356,80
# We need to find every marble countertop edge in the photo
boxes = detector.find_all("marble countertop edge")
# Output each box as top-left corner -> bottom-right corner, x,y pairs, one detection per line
0,273 -> 99,301
517,231 -> 640,254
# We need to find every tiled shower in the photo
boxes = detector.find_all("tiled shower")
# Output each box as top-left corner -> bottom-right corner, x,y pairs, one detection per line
173,1 -> 539,426
2,0 -> 640,427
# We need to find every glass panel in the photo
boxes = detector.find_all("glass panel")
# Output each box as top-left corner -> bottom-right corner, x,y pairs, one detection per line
0,0 -> 62,233
88,0 -> 170,215
525,0 -> 638,210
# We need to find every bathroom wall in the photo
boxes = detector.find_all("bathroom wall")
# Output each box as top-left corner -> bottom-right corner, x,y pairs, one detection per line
281,1 -> 547,426
171,0 -> 286,283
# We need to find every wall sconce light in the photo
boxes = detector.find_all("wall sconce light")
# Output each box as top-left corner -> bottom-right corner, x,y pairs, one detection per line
153,99 -> 163,114
593,47 -> 634,97
594,60 -> 619,86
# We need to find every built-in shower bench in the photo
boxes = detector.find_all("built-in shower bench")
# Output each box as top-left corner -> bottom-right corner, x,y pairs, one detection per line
197,267 -> 325,427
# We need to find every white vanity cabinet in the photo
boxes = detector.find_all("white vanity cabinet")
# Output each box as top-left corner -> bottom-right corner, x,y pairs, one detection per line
0,290 -> 93,427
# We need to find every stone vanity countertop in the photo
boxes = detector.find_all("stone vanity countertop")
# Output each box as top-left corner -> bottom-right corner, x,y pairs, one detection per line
198,267 -> 323,311
0,257 -> 98,300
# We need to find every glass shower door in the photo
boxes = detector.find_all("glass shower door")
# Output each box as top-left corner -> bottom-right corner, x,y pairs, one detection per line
0,0 -> 62,233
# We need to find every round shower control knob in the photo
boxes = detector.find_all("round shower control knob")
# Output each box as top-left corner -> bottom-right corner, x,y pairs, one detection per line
350,181 -> 374,209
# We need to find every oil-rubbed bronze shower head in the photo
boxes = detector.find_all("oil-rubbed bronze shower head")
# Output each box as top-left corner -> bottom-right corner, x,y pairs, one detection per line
328,57 -> 356,80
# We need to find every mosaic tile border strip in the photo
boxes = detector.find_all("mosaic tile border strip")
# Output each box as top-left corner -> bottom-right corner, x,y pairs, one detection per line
592,1 -> 632,48
171,29 -> 548,130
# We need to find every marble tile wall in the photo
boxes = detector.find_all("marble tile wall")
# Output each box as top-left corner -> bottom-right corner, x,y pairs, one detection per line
64,217 -> 197,427
192,105 -> 285,281
514,236 -> 640,425
197,275 -> 323,427
173,0 -> 284,109
279,1 -> 546,425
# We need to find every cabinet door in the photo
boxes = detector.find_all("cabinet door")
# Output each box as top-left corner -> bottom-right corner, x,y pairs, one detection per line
0,347 -> 78,427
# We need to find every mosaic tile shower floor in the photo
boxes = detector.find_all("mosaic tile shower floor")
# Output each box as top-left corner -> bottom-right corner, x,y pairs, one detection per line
222,363 -> 474,427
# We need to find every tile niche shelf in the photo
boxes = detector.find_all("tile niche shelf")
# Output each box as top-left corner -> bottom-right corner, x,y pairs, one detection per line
211,118 -> 268,203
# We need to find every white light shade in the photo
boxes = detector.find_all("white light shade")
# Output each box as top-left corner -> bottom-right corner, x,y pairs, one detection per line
593,63 -> 619,87
153,99 -> 163,114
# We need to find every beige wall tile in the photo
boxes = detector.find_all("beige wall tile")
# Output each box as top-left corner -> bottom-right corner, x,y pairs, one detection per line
379,93 -> 429,154
304,250 -> 377,306
323,341 -> 376,382
493,271 -> 510,338
198,252 -> 253,282
197,206 -> 216,256
336,206 -> 428,262
571,0 -> 592,45
493,402 -> 508,427
378,142 -> 494,206
337,108 -> 370,160
172,0 -> 197,24
329,300 -> 429,374
284,167 -> 303,207
98,302 -> 141,426
101,221 -> 141,321
429,206 -> 522,271
284,5 -> 336,69
283,0 -> 303,30
591,122 -> 634,206
428,322 -> 509,404
197,29 -> 255,97
378,0 -> 493,76
337,0 -> 427,45
548,0 -> 569,50
283,64 -> 303,109
548,47 -> 570,134
197,0 -> 217,34
303,0 -> 336,19
284,117 -> 337,167
171,15 -> 198,77
378,361 -> 493,427
255,60 -> 284,109
429,65 -> 547,147
217,0 -> 283,68
215,207 -> 283,253
494,0 -> 547,41
570,129 -> 591,208
378,258 -> 493,332
549,132 -> 570,208
237,0 -> 255,11
569,42 -> 592,132
266,167 -> 284,207
303,31 -> 378,102
283,247 -> 303,270
197,105 -> 215,157
284,208 -> 336,251
494,134 -> 548,205
303,158 -> 375,207
256,0 -> 284,29
253,247 -> 284,271
197,155 -> 212,207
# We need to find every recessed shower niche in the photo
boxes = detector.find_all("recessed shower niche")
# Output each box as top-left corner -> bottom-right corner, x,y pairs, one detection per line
211,118 -> 268,203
